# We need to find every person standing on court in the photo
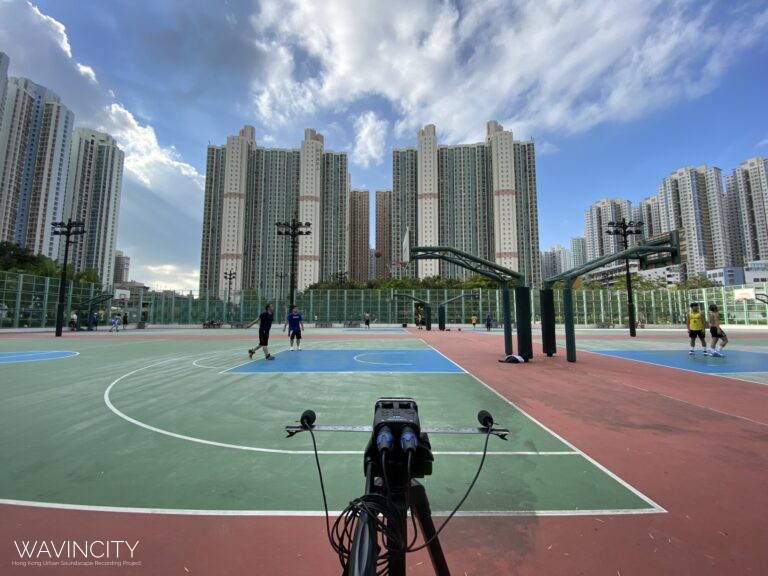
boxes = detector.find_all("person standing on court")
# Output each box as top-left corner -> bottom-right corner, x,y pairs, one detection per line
283,305 -> 305,351
708,304 -> 728,357
364,311 -> 371,329
248,303 -> 276,360
122,312 -> 128,330
471,313 -> 478,330
685,302 -> 707,355
485,313 -> 493,332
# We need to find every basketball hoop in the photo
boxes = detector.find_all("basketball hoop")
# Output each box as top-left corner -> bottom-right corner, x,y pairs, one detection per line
733,287 -> 756,302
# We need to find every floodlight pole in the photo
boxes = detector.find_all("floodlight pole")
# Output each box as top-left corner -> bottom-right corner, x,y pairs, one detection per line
223,269 -> 236,324
51,218 -> 86,337
606,218 -> 643,337
276,216 -> 311,308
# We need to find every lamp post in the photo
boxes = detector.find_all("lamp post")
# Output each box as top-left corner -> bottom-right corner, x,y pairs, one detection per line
276,216 -> 311,308
276,273 -> 288,303
51,218 -> 86,337
605,218 -> 643,337
223,269 -> 236,324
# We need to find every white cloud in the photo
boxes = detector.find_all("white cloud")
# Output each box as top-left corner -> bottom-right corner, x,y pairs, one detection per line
250,0 -> 768,143
99,103 -> 204,206
29,2 -> 72,57
139,264 -> 200,293
75,63 -> 98,85
537,142 -> 559,156
0,1 -> 205,290
758,137 -> 768,148
352,111 -> 388,168
251,40 -> 319,125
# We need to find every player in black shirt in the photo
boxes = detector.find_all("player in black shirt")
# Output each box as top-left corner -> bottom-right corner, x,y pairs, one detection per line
248,303 -> 276,360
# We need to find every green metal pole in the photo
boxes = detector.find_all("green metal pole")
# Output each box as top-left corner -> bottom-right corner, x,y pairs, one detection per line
501,282 -> 512,356
564,283 -> 576,362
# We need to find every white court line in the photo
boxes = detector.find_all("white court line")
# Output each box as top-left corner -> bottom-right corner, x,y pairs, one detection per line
425,342 -> 667,514
586,349 -> 768,388
353,352 -> 412,366
219,347 -> 288,374
192,348 -> 249,369
620,383 -> 768,427
104,354 -> 525,455
0,351 -> 79,363
0,498 -> 659,517
418,338 -> 469,374
7,345 -> 659,517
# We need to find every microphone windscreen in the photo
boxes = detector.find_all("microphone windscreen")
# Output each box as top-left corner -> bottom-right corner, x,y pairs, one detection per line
477,410 -> 493,428
300,409 -> 316,427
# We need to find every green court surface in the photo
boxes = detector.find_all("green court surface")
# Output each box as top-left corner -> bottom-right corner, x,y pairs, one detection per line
0,333 -> 661,515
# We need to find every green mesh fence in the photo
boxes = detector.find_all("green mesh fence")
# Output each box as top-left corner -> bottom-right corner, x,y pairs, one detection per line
1,271 -> 766,328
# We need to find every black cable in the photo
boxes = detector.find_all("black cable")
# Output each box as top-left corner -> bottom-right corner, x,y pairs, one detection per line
305,425 -> 337,553
407,426 -> 493,553
406,452 -> 419,549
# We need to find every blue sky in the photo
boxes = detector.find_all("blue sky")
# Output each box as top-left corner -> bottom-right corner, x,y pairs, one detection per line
1,0 -> 766,291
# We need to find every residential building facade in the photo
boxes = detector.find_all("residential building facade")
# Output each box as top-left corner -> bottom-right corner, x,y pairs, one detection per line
348,189 -> 369,283
391,121 -> 541,287
0,76 -> 74,259
200,126 -> 349,300
114,249 -> 130,284
374,189 -> 392,279
63,128 -> 124,288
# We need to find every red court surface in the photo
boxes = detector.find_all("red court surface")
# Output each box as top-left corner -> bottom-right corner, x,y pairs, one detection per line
2,327 -> 767,575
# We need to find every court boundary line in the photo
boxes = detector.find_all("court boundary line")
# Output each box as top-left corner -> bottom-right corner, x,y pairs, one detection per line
104,356 -> 582,456
0,350 -> 79,363
219,346 -> 467,375
0,499 -> 660,517
3,340 -> 663,516
586,349 -> 768,388
103,354 -> 576,456
423,340 -> 667,514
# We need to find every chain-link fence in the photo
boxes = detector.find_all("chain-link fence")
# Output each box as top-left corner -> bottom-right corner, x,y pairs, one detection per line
1,271 -> 766,329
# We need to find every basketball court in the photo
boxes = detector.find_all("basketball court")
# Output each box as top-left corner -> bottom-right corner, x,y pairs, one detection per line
1,324 -> 767,574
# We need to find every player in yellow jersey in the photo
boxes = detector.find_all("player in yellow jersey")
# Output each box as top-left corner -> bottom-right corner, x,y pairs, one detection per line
685,302 -> 708,355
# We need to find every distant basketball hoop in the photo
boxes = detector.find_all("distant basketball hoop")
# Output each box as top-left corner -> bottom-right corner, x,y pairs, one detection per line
733,287 -> 756,302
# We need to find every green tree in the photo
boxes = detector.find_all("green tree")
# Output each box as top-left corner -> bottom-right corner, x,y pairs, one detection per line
0,241 -> 59,278
459,274 -> 497,289
675,276 -> 721,290
74,269 -> 101,284
612,272 -> 666,291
